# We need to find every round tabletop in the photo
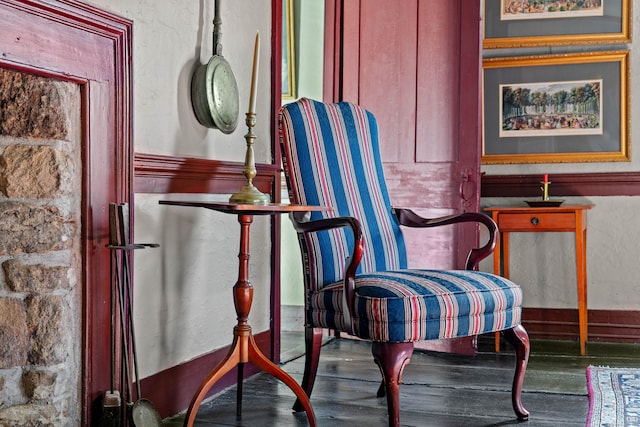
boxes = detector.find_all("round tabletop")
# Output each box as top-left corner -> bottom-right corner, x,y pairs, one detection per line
160,197 -> 329,215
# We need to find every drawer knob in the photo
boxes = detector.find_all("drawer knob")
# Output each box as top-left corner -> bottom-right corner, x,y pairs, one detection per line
530,217 -> 540,226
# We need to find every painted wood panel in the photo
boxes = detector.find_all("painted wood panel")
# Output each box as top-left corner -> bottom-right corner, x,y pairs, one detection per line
358,0 -> 417,163
416,0 -> 460,163
328,0 -> 483,353
335,0 -> 482,270
0,1 -> 132,424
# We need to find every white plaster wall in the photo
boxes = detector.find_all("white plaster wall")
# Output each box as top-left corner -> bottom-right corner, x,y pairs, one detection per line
80,0 -> 640,379
480,1 -> 640,311
83,0 -> 273,378
294,0 -> 325,102
134,194 -> 272,377
281,0 -> 324,307
86,0 -> 272,162
480,197 -> 640,310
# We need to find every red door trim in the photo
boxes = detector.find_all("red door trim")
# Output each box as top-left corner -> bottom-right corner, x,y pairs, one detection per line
270,0 -> 284,364
0,1 -> 132,424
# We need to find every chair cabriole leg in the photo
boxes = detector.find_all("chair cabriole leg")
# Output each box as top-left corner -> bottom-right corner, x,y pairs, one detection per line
371,342 -> 414,427
503,324 -> 530,420
292,327 -> 323,412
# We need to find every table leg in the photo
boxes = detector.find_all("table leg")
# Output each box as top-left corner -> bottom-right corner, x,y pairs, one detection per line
248,333 -> 316,425
183,334 -> 242,426
183,214 -> 316,426
502,233 -> 510,279
237,361 -> 244,415
576,219 -> 588,356
493,229 -> 502,353
494,231 -> 511,352
492,215 -> 502,278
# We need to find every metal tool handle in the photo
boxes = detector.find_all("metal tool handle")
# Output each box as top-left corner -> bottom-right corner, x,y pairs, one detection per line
213,0 -> 223,56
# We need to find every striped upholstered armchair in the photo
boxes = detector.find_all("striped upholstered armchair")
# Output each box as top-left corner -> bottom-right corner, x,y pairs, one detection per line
278,98 -> 530,427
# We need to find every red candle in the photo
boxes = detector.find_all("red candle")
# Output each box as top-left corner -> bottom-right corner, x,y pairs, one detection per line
543,174 -> 548,183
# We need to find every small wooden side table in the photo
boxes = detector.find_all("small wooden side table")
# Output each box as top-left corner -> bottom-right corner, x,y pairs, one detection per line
485,205 -> 592,356
160,199 -> 328,427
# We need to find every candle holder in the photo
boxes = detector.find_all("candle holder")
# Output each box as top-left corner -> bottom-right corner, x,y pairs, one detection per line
229,113 -> 270,205
525,176 -> 564,207
541,180 -> 551,201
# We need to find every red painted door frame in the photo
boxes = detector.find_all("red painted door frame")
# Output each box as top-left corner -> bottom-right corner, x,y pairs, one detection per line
0,1 -> 132,424
270,0 -> 284,364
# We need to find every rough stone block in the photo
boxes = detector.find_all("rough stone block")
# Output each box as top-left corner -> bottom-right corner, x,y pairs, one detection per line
0,203 -> 72,255
0,298 -> 29,368
22,370 -> 57,402
2,260 -> 71,293
0,145 -> 64,198
0,403 -> 60,427
0,68 -> 68,139
26,295 -> 68,366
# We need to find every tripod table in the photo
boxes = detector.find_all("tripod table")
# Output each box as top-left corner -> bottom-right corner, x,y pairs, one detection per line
160,199 -> 328,426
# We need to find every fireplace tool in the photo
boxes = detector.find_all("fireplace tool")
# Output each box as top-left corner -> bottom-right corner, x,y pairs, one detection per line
100,205 -> 123,426
115,203 -> 162,426
107,203 -> 160,426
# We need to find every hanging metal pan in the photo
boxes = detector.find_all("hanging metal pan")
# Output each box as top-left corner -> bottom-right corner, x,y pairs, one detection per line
191,0 -> 239,133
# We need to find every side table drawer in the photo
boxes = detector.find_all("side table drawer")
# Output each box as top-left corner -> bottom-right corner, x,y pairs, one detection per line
497,212 -> 575,231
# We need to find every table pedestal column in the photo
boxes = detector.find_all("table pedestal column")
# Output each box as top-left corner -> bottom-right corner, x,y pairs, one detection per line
183,214 -> 316,426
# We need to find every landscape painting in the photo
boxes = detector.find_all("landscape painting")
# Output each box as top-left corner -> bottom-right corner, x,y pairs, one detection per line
499,80 -> 603,138
500,0 -> 604,20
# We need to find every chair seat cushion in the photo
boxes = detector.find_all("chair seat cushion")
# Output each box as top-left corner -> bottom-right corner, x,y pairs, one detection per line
307,270 -> 522,342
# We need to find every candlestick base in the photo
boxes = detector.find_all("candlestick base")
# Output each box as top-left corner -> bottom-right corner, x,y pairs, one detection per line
230,184 -> 270,205
229,112 -> 271,205
525,199 -> 565,207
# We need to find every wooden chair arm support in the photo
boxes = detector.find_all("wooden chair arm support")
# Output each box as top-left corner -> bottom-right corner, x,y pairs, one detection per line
393,208 -> 498,270
289,212 -> 364,333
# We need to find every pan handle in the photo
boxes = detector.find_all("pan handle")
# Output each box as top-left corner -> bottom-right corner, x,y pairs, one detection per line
213,0 -> 223,56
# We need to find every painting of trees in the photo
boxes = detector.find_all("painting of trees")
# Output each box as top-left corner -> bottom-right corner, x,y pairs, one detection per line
500,80 -> 602,137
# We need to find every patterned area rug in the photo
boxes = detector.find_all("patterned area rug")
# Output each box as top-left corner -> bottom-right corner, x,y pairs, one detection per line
586,366 -> 640,426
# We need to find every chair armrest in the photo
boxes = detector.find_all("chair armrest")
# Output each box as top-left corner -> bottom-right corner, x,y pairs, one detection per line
393,208 -> 498,270
289,212 -> 363,333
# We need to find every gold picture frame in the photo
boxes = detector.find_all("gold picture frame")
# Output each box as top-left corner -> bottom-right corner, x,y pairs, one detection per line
281,0 -> 296,100
483,0 -> 631,49
482,51 -> 629,164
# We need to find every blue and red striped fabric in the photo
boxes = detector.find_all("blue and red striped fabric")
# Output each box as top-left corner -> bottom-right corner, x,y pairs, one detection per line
279,98 -> 522,342
308,270 -> 522,342
279,98 -> 407,286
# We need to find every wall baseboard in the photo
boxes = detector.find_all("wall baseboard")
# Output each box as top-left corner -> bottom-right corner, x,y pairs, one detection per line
521,308 -> 640,343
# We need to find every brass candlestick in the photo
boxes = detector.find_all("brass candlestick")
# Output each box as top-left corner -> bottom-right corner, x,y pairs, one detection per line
541,181 -> 551,201
229,113 -> 270,205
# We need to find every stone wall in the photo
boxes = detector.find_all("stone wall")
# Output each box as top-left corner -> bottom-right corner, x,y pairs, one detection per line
0,68 -> 82,426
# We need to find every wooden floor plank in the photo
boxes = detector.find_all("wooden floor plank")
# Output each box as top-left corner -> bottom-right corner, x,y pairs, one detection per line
165,333 -> 640,426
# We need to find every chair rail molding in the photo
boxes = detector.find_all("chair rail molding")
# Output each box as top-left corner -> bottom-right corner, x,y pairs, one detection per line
482,172 -> 640,198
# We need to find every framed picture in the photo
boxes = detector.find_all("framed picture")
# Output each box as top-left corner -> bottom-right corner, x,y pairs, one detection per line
482,51 -> 629,164
281,0 -> 296,100
483,0 -> 630,48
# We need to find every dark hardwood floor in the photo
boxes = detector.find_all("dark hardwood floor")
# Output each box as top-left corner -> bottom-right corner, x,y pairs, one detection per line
165,333 -> 640,426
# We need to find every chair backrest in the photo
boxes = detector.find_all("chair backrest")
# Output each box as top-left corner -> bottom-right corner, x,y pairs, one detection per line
279,98 -> 407,291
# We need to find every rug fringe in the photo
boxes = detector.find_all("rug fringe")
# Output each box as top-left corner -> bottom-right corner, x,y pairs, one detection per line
585,366 -> 640,427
